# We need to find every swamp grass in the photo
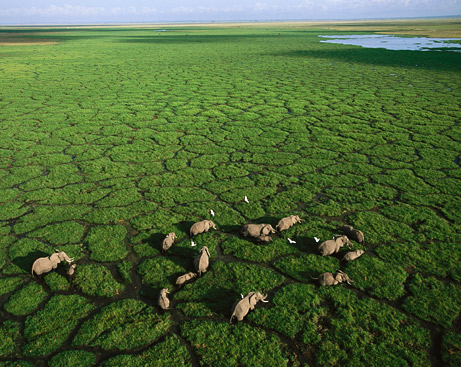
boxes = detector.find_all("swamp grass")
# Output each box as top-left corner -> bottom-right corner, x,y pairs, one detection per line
0,20 -> 460,366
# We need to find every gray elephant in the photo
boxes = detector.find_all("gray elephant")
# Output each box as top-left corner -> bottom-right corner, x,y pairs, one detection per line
241,224 -> 276,238
341,225 -> 364,244
31,250 -> 74,276
318,235 -> 352,256
256,235 -> 273,243
158,288 -> 170,310
67,264 -> 76,277
313,270 -> 353,286
162,232 -> 177,252
175,272 -> 197,286
276,215 -> 302,231
230,291 -> 268,322
194,246 -> 210,277
342,249 -> 365,261
335,270 -> 353,285
190,220 -> 216,236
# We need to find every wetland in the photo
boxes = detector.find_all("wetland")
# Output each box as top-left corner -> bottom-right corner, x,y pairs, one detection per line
0,19 -> 460,367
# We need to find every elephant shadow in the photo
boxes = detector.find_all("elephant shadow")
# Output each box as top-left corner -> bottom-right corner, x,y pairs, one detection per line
218,224 -> 241,234
296,236 -> 319,253
177,220 -> 196,234
13,250 -> 49,274
202,286 -> 238,316
142,232 -> 168,252
253,215 -> 279,226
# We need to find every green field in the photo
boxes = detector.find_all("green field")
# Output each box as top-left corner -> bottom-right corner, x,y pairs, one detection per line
0,21 -> 460,366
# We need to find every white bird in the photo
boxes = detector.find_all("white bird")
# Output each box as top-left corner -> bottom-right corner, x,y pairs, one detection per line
244,196 -> 249,203
191,240 -> 196,247
241,294 -> 244,298
314,237 -> 320,243
287,238 -> 296,244
210,209 -> 215,216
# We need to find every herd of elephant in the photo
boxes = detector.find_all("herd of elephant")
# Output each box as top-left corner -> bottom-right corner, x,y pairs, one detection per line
30,215 -> 365,323
158,215 -> 366,322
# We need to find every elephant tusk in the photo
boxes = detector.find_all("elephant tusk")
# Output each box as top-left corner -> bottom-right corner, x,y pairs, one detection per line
261,299 -> 269,303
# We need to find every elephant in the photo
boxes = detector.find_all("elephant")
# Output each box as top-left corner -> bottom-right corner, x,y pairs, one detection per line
31,250 -> 74,276
313,272 -> 338,286
276,215 -> 302,231
342,249 -> 365,261
162,232 -> 177,252
190,220 -> 216,236
335,270 -> 353,285
313,271 -> 353,286
241,224 -> 276,238
341,225 -> 364,244
158,288 -> 170,310
175,272 -> 197,286
194,246 -> 210,277
256,235 -> 273,243
67,264 -> 76,277
230,291 -> 268,322
318,235 -> 352,256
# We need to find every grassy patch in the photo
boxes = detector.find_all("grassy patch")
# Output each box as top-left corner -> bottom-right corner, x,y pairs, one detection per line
0,277 -> 24,296
73,263 -> 125,297
315,286 -> 431,366
86,225 -> 128,262
442,331 -> 461,367
402,274 -> 461,327
23,294 -> 94,356
44,271 -> 70,292
182,320 -> 290,367
0,320 -> 21,357
73,299 -> 171,351
248,283 -> 322,339
48,350 -> 97,367
221,236 -> 300,262
101,335 -> 191,367
4,282 -> 47,316
345,254 -> 408,300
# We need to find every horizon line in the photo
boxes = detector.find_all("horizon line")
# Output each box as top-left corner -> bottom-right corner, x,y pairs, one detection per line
1,14 -> 460,27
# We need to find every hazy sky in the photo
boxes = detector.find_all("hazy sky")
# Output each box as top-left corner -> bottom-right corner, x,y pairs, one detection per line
1,1 -> 460,25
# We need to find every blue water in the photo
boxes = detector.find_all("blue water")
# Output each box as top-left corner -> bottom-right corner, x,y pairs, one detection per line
319,35 -> 461,52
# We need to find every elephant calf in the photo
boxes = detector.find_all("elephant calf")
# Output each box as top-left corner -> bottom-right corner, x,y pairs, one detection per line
190,220 -> 216,236
276,215 -> 302,232
158,288 -> 170,310
67,264 -> 76,277
342,249 -> 365,261
194,246 -> 210,277
32,250 -> 74,276
318,235 -> 352,256
176,272 -> 197,286
256,235 -> 273,243
341,225 -> 364,244
162,232 -> 177,252
230,291 -> 268,322
313,271 -> 353,286
241,224 -> 276,238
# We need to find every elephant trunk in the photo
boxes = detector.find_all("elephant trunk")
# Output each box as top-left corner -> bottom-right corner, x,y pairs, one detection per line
261,294 -> 269,303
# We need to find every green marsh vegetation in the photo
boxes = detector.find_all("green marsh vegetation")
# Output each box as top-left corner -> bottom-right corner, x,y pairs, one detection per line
0,20 -> 460,366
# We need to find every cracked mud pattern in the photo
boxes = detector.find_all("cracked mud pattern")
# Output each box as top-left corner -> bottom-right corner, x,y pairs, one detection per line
0,26 -> 460,367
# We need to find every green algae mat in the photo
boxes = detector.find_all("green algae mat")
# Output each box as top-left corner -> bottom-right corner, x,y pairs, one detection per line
0,24 -> 460,367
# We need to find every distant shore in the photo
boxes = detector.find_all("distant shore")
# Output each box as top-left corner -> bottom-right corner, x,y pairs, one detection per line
1,17 -> 460,38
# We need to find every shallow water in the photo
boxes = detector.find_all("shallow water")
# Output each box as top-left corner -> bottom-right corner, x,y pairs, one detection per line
319,35 -> 461,52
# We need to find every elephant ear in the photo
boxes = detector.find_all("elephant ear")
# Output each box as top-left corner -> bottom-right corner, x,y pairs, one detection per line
55,249 -> 60,253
